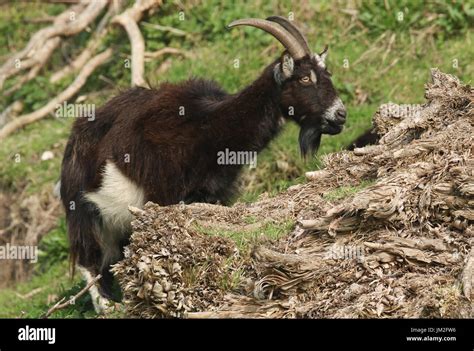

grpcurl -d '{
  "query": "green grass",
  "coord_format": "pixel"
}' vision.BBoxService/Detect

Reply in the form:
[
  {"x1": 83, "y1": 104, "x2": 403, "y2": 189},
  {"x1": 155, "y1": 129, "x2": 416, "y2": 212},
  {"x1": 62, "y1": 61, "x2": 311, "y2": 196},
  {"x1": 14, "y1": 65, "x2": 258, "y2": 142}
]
[
  {"x1": 0, "y1": 117, "x2": 71, "y2": 193},
  {"x1": 0, "y1": 216, "x2": 100, "y2": 318},
  {"x1": 37, "y1": 217, "x2": 69, "y2": 272},
  {"x1": 0, "y1": 0, "x2": 472, "y2": 318},
  {"x1": 322, "y1": 180, "x2": 375, "y2": 201},
  {"x1": 195, "y1": 220, "x2": 294, "y2": 252},
  {"x1": 196, "y1": 219, "x2": 295, "y2": 291},
  {"x1": 0, "y1": 260, "x2": 96, "y2": 318}
]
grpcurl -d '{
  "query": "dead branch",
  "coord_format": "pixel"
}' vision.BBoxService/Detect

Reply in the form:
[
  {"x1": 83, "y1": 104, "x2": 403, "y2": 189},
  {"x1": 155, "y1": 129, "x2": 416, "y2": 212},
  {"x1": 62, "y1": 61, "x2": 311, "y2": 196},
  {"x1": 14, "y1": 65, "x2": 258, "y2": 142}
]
[
  {"x1": 113, "y1": 0, "x2": 160, "y2": 22},
  {"x1": 43, "y1": 274, "x2": 102, "y2": 318},
  {"x1": 50, "y1": 1, "x2": 122, "y2": 83},
  {"x1": 117, "y1": 19, "x2": 146, "y2": 86},
  {"x1": 0, "y1": 49, "x2": 112, "y2": 141},
  {"x1": 144, "y1": 47, "x2": 188, "y2": 60},
  {"x1": 0, "y1": 0, "x2": 108, "y2": 89},
  {"x1": 0, "y1": 101, "x2": 23, "y2": 128},
  {"x1": 22, "y1": 16, "x2": 57, "y2": 24},
  {"x1": 7, "y1": 0, "x2": 82, "y2": 3},
  {"x1": 0, "y1": 0, "x2": 159, "y2": 138},
  {"x1": 15, "y1": 287, "x2": 44, "y2": 300},
  {"x1": 0, "y1": 6, "x2": 81, "y2": 89},
  {"x1": 112, "y1": 0, "x2": 162, "y2": 87},
  {"x1": 4, "y1": 37, "x2": 61, "y2": 96},
  {"x1": 142, "y1": 22, "x2": 187, "y2": 36}
]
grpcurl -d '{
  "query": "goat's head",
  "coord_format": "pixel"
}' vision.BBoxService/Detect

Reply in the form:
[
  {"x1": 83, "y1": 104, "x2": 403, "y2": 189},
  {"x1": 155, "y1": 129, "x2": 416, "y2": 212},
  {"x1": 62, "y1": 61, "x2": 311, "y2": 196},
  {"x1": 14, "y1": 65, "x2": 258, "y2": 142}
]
[{"x1": 229, "y1": 16, "x2": 347, "y2": 157}]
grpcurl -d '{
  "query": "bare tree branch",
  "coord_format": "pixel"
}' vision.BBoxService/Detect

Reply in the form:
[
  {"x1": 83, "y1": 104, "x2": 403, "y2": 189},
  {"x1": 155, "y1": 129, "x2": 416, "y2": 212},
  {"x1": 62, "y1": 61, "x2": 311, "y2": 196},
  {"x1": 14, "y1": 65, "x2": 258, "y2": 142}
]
[
  {"x1": 141, "y1": 21, "x2": 187, "y2": 36},
  {"x1": 43, "y1": 274, "x2": 102, "y2": 318},
  {"x1": 144, "y1": 47, "x2": 189, "y2": 60},
  {"x1": 0, "y1": 0, "x2": 108, "y2": 89},
  {"x1": 112, "y1": 0, "x2": 162, "y2": 87},
  {"x1": 50, "y1": 1, "x2": 121, "y2": 83},
  {"x1": 0, "y1": 101, "x2": 23, "y2": 128},
  {"x1": 4, "y1": 37, "x2": 61, "y2": 96},
  {"x1": 0, "y1": 49, "x2": 112, "y2": 141}
]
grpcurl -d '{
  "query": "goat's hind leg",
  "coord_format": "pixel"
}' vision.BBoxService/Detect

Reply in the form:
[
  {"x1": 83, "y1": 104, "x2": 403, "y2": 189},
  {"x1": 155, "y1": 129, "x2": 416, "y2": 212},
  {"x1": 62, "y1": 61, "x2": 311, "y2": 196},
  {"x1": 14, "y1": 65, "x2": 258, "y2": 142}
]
[{"x1": 97, "y1": 225, "x2": 130, "y2": 302}]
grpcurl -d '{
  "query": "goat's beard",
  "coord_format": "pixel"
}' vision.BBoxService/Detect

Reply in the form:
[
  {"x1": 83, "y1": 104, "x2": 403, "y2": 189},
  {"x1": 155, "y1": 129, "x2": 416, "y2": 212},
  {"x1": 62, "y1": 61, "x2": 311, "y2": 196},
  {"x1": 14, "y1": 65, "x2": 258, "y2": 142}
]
[{"x1": 299, "y1": 126, "x2": 322, "y2": 158}]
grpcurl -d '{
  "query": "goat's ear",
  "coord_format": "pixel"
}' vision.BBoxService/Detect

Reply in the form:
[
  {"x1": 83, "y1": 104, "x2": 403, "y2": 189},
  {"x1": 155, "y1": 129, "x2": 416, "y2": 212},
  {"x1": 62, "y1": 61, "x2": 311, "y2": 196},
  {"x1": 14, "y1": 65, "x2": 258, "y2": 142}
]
[
  {"x1": 274, "y1": 53, "x2": 294, "y2": 84},
  {"x1": 313, "y1": 45, "x2": 328, "y2": 68},
  {"x1": 320, "y1": 45, "x2": 329, "y2": 62},
  {"x1": 281, "y1": 53, "x2": 294, "y2": 78}
]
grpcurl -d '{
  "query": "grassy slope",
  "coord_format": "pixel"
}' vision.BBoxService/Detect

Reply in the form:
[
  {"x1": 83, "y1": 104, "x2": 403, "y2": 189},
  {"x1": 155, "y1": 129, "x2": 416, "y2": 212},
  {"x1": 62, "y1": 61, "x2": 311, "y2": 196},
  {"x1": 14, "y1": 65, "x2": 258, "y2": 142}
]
[{"x1": 0, "y1": 0, "x2": 472, "y2": 317}]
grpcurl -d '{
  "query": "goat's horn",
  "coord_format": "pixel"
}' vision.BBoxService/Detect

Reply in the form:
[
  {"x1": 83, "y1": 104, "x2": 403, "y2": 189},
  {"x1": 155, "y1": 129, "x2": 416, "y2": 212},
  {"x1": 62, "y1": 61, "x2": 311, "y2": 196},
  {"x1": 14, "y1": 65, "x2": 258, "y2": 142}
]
[
  {"x1": 266, "y1": 16, "x2": 311, "y2": 55},
  {"x1": 228, "y1": 18, "x2": 307, "y2": 59}
]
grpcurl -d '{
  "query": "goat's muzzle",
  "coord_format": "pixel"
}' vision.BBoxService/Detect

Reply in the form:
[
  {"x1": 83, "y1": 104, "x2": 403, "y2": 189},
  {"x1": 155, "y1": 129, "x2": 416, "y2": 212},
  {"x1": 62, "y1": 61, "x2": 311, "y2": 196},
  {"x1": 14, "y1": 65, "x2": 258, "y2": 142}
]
[{"x1": 321, "y1": 99, "x2": 346, "y2": 135}]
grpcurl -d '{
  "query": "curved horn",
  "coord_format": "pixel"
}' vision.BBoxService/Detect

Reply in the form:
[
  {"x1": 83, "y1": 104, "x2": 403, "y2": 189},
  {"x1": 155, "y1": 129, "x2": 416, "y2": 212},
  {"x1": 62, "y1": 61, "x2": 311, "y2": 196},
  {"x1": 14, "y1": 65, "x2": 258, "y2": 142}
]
[
  {"x1": 228, "y1": 18, "x2": 307, "y2": 59},
  {"x1": 266, "y1": 16, "x2": 311, "y2": 55}
]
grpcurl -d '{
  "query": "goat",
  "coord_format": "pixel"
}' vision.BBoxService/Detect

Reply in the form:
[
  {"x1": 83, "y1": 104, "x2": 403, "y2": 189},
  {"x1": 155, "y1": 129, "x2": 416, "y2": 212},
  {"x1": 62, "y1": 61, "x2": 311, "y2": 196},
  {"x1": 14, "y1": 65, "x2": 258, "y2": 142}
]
[{"x1": 60, "y1": 16, "x2": 347, "y2": 299}]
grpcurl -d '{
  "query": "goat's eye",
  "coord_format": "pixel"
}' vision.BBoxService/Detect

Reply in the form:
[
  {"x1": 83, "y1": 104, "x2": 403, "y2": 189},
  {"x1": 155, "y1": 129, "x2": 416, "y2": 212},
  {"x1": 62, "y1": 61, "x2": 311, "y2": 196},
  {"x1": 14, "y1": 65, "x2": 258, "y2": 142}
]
[{"x1": 299, "y1": 76, "x2": 311, "y2": 84}]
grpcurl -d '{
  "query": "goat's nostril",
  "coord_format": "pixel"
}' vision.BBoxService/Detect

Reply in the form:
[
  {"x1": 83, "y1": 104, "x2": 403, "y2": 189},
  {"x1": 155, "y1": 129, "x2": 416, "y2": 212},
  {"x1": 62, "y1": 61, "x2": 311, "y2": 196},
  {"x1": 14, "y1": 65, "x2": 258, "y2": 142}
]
[{"x1": 336, "y1": 109, "x2": 347, "y2": 121}]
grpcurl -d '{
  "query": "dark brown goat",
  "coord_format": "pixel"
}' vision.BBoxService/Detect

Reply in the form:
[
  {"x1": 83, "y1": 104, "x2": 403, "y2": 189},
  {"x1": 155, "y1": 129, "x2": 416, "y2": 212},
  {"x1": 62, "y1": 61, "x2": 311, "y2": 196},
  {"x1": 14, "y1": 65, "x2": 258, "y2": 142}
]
[{"x1": 60, "y1": 17, "x2": 347, "y2": 299}]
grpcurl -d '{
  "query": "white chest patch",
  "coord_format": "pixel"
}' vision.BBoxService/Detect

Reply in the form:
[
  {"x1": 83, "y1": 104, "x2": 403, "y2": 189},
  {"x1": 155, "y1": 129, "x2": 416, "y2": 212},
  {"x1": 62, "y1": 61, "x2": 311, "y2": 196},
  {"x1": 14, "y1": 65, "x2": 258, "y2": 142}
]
[{"x1": 85, "y1": 161, "x2": 145, "y2": 232}]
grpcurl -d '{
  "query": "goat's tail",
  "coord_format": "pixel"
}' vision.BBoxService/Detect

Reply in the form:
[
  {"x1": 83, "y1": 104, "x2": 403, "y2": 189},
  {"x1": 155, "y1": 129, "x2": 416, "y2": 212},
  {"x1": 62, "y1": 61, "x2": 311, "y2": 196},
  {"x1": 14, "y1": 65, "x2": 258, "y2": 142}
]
[
  {"x1": 64, "y1": 199, "x2": 102, "y2": 278},
  {"x1": 60, "y1": 134, "x2": 103, "y2": 278}
]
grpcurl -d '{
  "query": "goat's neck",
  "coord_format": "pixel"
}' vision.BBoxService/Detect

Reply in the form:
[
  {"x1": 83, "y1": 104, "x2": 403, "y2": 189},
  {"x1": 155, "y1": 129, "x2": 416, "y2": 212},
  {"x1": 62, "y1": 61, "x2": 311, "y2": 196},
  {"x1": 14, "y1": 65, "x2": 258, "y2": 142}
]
[{"x1": 223, "y1": 62, "x2": 283, "y2": 152}]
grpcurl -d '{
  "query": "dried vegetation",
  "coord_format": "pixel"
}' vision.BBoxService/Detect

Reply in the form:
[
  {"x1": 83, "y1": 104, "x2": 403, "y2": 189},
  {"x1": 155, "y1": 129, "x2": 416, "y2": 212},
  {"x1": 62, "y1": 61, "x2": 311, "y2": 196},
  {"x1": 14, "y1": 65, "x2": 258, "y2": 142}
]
[{"x1": 113, "y1": 69, "x2": 473, "y2": 318}]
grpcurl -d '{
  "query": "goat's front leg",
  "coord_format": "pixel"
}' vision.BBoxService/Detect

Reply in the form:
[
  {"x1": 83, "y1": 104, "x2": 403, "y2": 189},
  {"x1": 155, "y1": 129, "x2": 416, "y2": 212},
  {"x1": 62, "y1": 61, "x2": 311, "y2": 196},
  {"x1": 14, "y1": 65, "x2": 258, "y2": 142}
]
[{"x1": 78, "y1": 266, "x2": 119, "y2": 314}]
